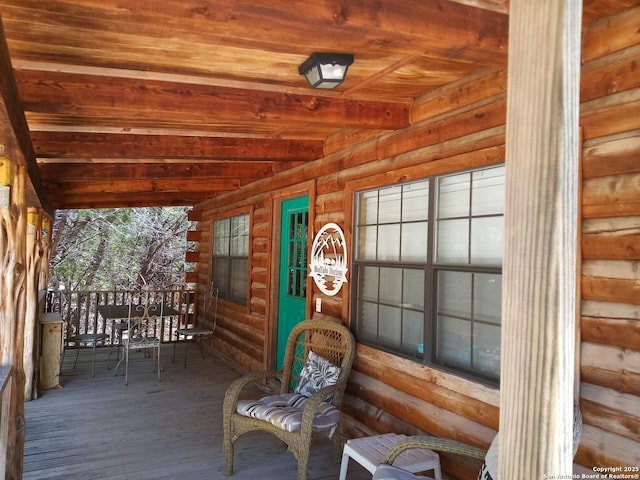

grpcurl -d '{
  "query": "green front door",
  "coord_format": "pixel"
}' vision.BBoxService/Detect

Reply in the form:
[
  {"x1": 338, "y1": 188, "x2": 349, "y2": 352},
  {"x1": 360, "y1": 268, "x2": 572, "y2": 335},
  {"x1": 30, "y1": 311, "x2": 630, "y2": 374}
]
[{"x1": 277, "y1": 195, "x2": 309, "y2": 369}]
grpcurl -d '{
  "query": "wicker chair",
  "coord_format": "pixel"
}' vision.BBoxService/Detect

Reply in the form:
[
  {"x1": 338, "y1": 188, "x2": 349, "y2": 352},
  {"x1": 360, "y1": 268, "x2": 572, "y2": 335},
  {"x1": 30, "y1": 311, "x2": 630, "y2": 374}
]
[
  {"x1": 223, "y1": 319, "x2": 356, "y2": 480},
  {"x1": 372, "y1": 402, "x2": 583, "y2": 480}
]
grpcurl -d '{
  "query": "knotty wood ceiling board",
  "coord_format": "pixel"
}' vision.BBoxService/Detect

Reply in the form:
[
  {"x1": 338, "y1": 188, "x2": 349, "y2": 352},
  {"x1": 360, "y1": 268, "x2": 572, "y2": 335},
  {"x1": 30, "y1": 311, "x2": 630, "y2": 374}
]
[{"x1": 0, "y1": 0, "x2": 633, "y2": 209}]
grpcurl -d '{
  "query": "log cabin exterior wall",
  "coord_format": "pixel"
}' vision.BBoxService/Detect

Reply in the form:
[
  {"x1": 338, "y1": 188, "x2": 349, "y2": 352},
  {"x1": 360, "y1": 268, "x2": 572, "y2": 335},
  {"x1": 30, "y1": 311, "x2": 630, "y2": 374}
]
[
  {"x1": 188, "y1": 7, "x2": 640, "y2": 478},
  {"x1": 574, "y1": 5, "x2": 640, "y2": 473}
]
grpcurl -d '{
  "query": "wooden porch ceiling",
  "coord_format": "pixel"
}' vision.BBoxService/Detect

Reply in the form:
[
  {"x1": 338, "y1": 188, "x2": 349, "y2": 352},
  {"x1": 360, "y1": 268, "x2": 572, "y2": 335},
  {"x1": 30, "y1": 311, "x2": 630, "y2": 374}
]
[{"x1": 0, "y1": 0, "x2": 633, "y2": 209}]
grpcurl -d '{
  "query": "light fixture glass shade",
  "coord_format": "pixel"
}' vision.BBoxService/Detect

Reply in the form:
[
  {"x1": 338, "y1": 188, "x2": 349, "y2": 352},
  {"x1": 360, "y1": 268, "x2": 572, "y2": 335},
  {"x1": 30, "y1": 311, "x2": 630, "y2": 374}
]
[{"x1": 299, "y1": 52, "x2": 354, "y2": 89}]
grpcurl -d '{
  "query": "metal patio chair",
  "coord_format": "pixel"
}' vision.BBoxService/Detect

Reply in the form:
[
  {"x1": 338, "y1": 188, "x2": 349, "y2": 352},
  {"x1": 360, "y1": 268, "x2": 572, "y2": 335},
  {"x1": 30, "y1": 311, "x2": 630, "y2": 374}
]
[
  {"x1": 173, "y1": 287, "x2": 218, "y2": 367},
  {"x1": 113, "y1": 301, "x2": 163, "y2": 385}
]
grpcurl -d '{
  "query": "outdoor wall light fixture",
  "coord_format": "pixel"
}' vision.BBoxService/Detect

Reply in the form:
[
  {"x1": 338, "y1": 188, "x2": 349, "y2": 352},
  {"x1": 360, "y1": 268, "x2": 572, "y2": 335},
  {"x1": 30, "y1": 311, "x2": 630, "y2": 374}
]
[{"x1": 298, "y1": 52, "x2": 354, "y2": 89}]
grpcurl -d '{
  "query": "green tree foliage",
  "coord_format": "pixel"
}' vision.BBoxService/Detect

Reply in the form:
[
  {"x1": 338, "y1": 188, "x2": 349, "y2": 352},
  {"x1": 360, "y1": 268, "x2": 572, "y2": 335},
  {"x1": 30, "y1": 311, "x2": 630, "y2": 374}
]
[{"x1": 49, "y1": 207, "x2": 192, "y2": 291}]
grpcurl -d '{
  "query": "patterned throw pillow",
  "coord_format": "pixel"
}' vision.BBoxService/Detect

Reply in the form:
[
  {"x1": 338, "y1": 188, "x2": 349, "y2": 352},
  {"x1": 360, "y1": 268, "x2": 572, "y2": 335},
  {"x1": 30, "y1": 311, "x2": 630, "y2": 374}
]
[{"x1": 294, "y1": 350, "x2": 341, "y2": 398}]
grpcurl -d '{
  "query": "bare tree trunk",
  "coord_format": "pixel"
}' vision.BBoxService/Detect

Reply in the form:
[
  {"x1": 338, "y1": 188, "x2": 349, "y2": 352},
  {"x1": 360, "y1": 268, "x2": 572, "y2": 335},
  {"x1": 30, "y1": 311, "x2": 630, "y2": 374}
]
[
  {"x1": 24, "y1": 208, "x2": 43, "y2": 401},
  {"x1": 0, "y1": 165, "x2": 27, "y2": 479}
]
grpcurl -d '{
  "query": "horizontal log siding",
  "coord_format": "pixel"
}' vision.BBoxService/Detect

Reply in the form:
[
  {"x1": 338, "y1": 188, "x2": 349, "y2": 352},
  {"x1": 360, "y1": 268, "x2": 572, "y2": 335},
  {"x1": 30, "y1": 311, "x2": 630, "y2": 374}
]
[
  {"x1": 188, "y1": 7, "x2": 640, "y2": 477},
  {"x1": 576, "y1": 8, "x2": 640, "y2": 472},
  {"x1": 190, "y1": 64, "x2": 506, "y2": 479}
]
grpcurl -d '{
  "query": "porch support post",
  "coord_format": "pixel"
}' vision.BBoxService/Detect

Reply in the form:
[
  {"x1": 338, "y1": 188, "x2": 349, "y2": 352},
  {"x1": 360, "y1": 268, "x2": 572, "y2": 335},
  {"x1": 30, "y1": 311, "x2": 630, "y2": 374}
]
[{"x1": 500, "y1": 0, "x2": 582, "y2": 478}]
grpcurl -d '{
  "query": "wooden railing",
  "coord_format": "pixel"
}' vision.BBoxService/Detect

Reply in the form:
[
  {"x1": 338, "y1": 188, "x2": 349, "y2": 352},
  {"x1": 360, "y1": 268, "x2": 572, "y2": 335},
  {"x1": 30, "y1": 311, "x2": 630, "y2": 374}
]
[{"x1": 46, "y1": 289, "x2": 197, "y2": 344}]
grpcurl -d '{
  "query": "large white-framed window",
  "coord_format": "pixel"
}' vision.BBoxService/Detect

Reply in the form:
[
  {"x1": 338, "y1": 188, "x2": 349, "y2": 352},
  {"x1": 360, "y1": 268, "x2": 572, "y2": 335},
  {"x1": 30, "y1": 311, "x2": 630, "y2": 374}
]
[
  {"x1": 211, "y1": 213, "x2": 250, "y2": 305},
  {"x1": 352, "y1": 165, "x2": 504, "y2": 384}
]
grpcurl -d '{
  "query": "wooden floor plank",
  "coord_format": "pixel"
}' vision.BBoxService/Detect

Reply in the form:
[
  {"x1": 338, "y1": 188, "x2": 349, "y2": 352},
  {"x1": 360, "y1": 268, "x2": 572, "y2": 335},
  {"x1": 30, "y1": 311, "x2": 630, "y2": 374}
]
[{"x1": 24, "y1": 344, "x2": 371, "y2": 480}]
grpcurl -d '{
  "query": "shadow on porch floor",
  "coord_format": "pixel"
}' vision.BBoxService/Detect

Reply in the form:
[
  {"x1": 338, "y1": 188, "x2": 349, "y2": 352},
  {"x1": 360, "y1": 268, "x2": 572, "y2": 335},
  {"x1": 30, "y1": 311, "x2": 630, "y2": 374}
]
[{"x1": 24, "y1": 344, "x2": 372, "y2": 480}]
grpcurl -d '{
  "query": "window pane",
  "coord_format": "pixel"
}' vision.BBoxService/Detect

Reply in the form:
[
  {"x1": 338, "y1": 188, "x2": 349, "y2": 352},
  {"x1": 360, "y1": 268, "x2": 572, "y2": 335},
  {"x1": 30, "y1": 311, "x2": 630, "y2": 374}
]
[
  {"x1": 230, "y1": 214, "x2": 249, "y2": 256},
  {"x1": 437, "y1": 315, "x2": 471, "y2": 368},
  {"x1": 230, "y1": 258, "x2": 248, "y2": 301},
  {"x1": 438, "y1": 172, "x2": 470, "y2": 219},
  {"x1": 402, "y1": 181, "x2": 429, "y2": 222},
  {"x1": 214, "y1": 219, "x2": 230, "y2": 255},
  {"x1": 438, "y1": 271, "x2": 471, "y2": 318},
  {"x1": 359, "y1": 301, "x2": 379, "y2": 341},
  {"x1": 470, "y1": 216, "x2": 503, "y2": 264},
  {"x1": 377, "y1": 224, "x2": 400, "y2": 261},
  {"x1": 359, "y1": 190, "x2": 379, "y2": 225},
  {"x1": 401, "y1": 221, "x2": 428, "y2": 261},
  {"x1": 379, "y1": 305, "x2": 401, "y2": 348},
  {"x1": 436, "y1": 218, "x2": 469, "y2": 263},
  {"x1": 378, "y1": 186, "x2": 402, "y2": 223},
  {"x1": 473, "y1": 274, "x2": 502, "y2": 324},
  {"x1": 212, "y1": 257, "x2": 229, "y2": 297},
  {"x1": 359, "y1": 266, "x2": 379, "y2": 302},
  {"x1": 473, "y1": 323, "x2": 501, "y2": 377},
  {"x1": 472, "y1": 166, "x2": 505, "y2": 216},
  {"x1": 357, "y1": 225, "x2": 378, "y2": 260},
  {"x1": 379, "y1": 267, "x2": 402, "y2": 305},
  {"x1": 403, "y1": 269, "x2": 424, "y2": 311},
  {"x1": 402, "y1": 309, "x2": 424, "y2": 356}
]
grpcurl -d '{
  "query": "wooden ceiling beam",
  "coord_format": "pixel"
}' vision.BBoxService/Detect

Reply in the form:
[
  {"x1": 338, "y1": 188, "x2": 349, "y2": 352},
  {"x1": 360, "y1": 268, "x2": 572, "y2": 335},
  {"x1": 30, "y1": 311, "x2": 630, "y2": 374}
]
[
  {"x1": 47, "y1": 191, "x2": 217, "y2": 209},
  {"x1": 37, "y1": 161, "x2": 275, "y2": 182},
  {"x1": 0, "y1": 18, "x2": 51, "y2": 213},
  {"x1": 45, "y1": 177, "x2": 242, "y2": 196},
  {"x1": 15, "y1": 70, "x2": 410, "y2": 131},
  {"x1": 30, "y1": 132, "x2": 323, "y2": 161},
  {"x1": 3, "y1": 0, "x2": 508, "y2": 66}
]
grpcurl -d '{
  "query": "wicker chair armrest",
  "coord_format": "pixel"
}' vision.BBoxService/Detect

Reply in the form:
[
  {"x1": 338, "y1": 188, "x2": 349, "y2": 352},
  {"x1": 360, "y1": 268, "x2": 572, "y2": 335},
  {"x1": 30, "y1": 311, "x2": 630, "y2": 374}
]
[
  {"x1": 296, "y1": 382, "x2": 345, "y2": 439},
  {"x1": 381, "y1": 435, "x2": 487, "y2": 464},
  {"x1": 223, "y1": 369, "x2": 281, "y2": 406}
]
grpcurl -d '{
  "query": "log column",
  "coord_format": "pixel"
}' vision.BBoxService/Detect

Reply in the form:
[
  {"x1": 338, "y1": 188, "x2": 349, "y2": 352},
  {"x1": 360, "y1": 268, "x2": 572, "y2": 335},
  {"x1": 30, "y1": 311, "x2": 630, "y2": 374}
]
[{"x1": 500, "y1": 0, "x2": 582, "y2": 477}]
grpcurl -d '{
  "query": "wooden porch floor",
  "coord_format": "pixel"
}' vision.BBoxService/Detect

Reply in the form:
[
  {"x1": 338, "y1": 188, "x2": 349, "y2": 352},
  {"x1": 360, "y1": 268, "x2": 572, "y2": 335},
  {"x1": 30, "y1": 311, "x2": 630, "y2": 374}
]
[{"x1": 24, "y1": 343, "x2": 371, "y2": 480}]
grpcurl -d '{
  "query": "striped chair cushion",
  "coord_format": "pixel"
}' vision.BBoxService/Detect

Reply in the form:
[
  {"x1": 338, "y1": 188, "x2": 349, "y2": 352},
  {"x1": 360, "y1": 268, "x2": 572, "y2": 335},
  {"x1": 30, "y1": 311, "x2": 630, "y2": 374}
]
[{"x1": 236, "y1": 393, "x2": 341, "y2": 433}]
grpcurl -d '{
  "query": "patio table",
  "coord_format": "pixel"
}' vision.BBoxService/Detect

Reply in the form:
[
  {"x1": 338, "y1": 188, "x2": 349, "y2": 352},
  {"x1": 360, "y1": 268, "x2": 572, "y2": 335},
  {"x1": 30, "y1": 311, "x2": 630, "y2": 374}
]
[{"x1": 97, "y1": 304, "x2": 181, "y2": 367}]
